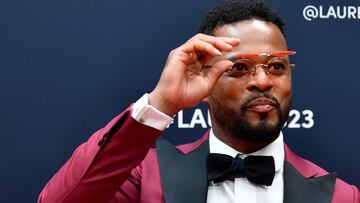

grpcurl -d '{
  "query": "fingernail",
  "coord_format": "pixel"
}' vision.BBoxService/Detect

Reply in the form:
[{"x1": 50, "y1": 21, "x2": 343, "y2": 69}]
[
  {"x1": 215, "y1": 49, "x2": 222, "y2": 55},
  {"x1": 225, "y1": 43, "x2": 233, "y2": 48}
]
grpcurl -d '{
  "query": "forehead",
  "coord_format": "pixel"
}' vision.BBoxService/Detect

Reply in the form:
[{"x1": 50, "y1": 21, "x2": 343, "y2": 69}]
[{"x1": 213, "y1": 19, "x2": 288, "y2": 54}]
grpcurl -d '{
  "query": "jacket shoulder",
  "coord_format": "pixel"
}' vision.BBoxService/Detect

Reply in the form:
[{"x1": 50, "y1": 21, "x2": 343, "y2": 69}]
[{"x1": 284, "y1": 144, "x2": 359, "y2": 202}]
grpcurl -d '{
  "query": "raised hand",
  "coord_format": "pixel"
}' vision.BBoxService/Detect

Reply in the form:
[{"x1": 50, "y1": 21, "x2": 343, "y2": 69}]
[{"x1": 149, "y1": 33, "x2": 240, "y2": 116}]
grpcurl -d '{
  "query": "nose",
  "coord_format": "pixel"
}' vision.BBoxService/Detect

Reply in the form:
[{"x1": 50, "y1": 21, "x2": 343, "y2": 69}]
[{"x1": 246, "y1": 66, "x2": 273, "y2": 92}]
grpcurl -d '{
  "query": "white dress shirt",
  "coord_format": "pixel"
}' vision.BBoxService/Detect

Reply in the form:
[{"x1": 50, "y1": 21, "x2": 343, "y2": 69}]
[
  {"x1": 131, "y1": 94, "x2": 285, "y2": 203},
  {"x1": 207, "y1": 130, "x2": 284, "y2": 203}
]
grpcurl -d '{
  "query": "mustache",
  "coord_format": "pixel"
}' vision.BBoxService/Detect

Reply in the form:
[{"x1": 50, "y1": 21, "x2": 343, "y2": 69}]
[{"x1": 241, "y1": 93, "x2": 281, "y2": 110}]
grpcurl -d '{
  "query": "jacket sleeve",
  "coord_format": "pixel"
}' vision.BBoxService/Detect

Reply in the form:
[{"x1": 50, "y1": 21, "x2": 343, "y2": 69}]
[{"x1": 37, "y1": 107, "x2": 162, "y2": 203}]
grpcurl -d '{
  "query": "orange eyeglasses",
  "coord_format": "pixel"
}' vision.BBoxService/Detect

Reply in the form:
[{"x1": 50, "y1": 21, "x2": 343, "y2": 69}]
[{"x1": 204, "y1": 50, "x2": 296, "y2": 77}]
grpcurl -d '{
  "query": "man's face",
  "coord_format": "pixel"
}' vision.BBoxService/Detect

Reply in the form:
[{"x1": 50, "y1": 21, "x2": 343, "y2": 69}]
[{"x1": 207, "y1": 19, "x2": 292, "y2": 143}]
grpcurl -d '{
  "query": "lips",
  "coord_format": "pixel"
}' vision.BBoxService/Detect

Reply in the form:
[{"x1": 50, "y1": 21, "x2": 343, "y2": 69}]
[{"x1": 246, "y1": 98, "x2": 276, "y2": 113}]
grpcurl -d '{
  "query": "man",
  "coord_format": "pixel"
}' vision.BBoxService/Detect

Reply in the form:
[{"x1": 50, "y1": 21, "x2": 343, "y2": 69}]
[{"x1": 38, "y1": 0, "x2": 359, "y2": 202}]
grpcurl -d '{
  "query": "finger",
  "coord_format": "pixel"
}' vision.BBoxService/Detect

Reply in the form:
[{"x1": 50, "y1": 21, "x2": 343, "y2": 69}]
[
  {"x1": 215, "y1": 37, "x2": 240, "y2": 47},
  {"x1": 196, "y1": 37, "x2": 233, "y2": 53},
  {"x1": 183, "y1": 39, "x2": 222, "y2": 57},
  {"x1": 196, "y1": 33, "x2": 239, "y2": 44},
  {"x1": 212, "y1": 39, "x2": 234, "y2": 52},
  {"x1": 187, "y1": 52, "x2": 198, "y2": 64},
  {"x1": 203, "y1": 60, "x2": 234, "y2": 85},
  {"x1": 198, "y1": 54, "x2": 213, "y2": 66},
  {"x1": 188, "y1": 61, "x2": 203, "y2": 73},
  {"x1": 197, "y1": 34, "x2": 240, "y2": 51}
]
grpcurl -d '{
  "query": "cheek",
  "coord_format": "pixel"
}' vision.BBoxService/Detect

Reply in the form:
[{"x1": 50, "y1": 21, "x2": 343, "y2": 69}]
[
  {"x1": 214, "y1": 77, "x2": 248, "y2": 102},
  {"x1": 274, "y1": 77, "x2": 292, "y2": 105}
]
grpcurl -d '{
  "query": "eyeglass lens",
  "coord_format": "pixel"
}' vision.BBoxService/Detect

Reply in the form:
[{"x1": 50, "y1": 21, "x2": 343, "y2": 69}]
[{"x1": 227, "y1": 57, "x2": 291, "y2": 77}]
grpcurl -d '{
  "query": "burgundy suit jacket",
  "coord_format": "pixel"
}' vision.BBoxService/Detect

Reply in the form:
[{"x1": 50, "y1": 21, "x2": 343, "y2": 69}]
[{"x1": 38, "y1": 107, "x2": 359, "y2": 203}]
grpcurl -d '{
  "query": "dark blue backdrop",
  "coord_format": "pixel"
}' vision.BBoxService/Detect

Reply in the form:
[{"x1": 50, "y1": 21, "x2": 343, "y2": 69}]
[{"x1": 1, "y1": 0, "x2": 359, "y2": 202}]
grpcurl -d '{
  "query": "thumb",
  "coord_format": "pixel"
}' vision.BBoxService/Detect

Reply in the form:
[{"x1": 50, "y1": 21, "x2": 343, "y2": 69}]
[{"x1": 204, "y1": 60, "x2": 233, "y2": 85}]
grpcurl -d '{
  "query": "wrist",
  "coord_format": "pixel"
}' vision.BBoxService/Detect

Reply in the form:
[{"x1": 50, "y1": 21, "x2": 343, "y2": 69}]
[{"x1": 148, "y1": 91, "x2": 180, "y2": 116}]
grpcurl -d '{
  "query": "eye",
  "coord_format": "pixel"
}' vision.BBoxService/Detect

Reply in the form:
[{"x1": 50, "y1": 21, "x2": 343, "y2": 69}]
[
  {"x1": 227, "y1": 61, "x2": 250, "y2": 77},
  {"x1": 267, "y1": 60, "x2": 288, "y2": 75}
]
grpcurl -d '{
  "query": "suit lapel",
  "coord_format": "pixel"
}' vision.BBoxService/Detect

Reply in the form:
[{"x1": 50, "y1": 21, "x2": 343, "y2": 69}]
[
  {"x1": 284, "y1": 161, "x2": 336, "y2": 203},
  {"x1": 157, "y1": 137, "x2": 337, "y2": 203},
  {"x1": 157, "y1": 137, "x2": 209, "y2": 203}
]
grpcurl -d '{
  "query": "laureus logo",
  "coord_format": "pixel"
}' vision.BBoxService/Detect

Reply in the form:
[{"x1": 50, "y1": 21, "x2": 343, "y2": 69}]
[{"x1": 303, "y1": 5, "x2": 360, "y2": 21}]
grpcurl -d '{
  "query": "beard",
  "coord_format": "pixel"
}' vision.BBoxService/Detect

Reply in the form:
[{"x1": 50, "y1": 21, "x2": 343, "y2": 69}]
[{"x1": 211, "y1": 93, "x2": 291, "y2": 143}]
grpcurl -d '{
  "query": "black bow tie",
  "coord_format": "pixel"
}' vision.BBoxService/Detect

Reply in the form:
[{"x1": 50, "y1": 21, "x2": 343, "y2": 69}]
[{"x1": 206, "y1": 153, "x2": 275, "y2": 186}]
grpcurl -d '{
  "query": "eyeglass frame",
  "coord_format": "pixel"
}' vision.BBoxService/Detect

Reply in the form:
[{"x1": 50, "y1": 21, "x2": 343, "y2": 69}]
[{"x1": 203, "y1": 50, "x2": 296, "y2": 76}]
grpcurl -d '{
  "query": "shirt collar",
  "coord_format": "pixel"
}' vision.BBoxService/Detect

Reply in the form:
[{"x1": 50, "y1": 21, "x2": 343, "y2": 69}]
[{"x1": 209, "y1": 129, "x2": 284, "y2": 172}]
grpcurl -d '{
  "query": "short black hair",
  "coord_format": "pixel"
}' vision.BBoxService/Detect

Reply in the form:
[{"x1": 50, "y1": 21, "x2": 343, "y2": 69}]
[{"x1": 198, "y1": 0, "x2": 285, "y2": 35}]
